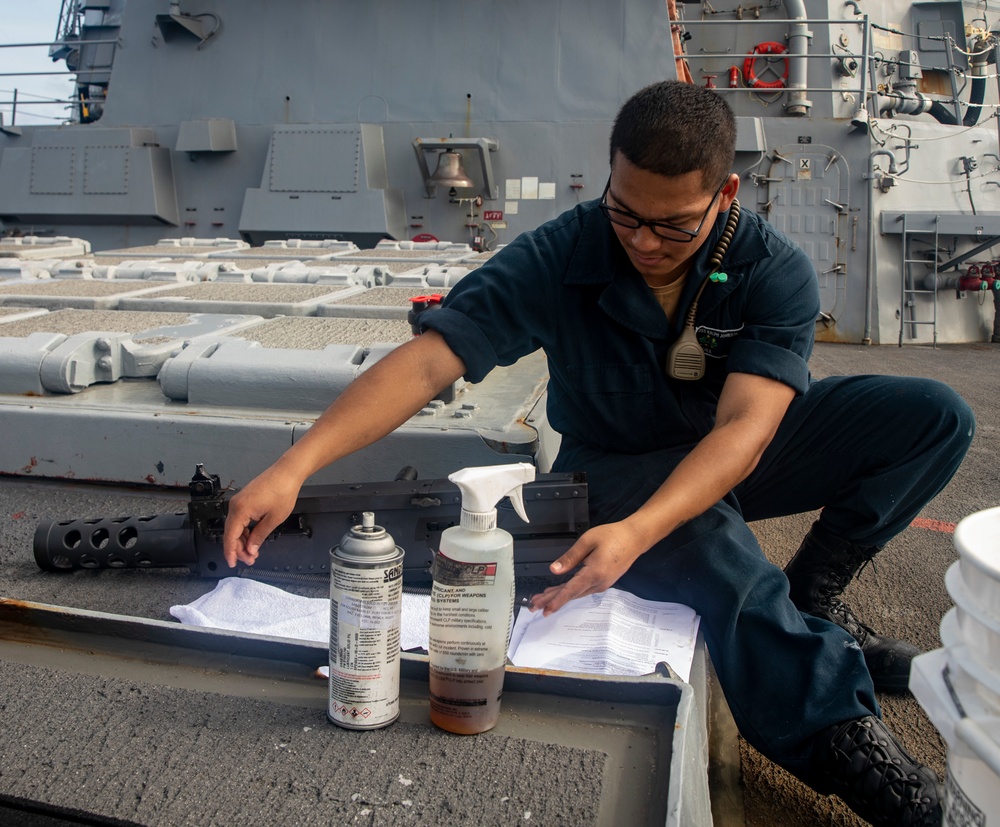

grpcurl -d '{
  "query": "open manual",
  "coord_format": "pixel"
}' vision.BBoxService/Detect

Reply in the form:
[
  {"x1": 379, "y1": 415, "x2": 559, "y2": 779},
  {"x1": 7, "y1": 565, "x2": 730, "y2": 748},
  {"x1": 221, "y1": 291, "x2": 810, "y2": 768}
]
[{"x1": 507, "y1": 588, "x2": 700, "y2": 682}]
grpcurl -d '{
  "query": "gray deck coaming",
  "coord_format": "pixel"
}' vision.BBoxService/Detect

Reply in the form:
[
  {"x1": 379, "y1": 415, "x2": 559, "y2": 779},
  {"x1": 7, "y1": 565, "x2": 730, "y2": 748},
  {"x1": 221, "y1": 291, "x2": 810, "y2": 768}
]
[
  {"x1": 0, "y1": 403, "x2": 537, "y2": 488},
  {"x1": 0, "y1": 306, "x2": 49, "y2": 322},
  {"x1": 117, "y1": 297, "x2": 349, "y2": 317}
]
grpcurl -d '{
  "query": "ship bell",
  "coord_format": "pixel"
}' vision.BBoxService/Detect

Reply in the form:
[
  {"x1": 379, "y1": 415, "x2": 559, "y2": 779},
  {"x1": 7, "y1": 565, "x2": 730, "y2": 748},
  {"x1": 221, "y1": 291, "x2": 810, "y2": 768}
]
[{"x1": 428, "y1": 150, "x2": 474, "y2": 188}]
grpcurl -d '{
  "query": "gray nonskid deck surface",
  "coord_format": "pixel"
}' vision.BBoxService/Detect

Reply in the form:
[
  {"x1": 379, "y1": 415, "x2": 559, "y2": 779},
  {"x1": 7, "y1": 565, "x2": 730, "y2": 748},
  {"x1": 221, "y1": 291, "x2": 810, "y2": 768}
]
[
  {"x1": 237, "y1": 316, "x2": 412, "y2": 348},
  {"x1": 0, "y1": 661, "x2": 605, "y2": 827},
  {"x1": 332, "y1": 286, "x2": 451, "y2": 307},
  {"x1": 0, "y1": 309, "x2": 204, "y2": 337}
]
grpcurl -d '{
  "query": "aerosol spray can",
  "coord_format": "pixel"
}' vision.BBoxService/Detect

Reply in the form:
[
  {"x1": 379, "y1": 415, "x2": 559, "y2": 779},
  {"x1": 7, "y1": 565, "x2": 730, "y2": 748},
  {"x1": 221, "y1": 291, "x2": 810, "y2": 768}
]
[{"x1": 328, "y1": 511, "x2": 404, "y2": 730}]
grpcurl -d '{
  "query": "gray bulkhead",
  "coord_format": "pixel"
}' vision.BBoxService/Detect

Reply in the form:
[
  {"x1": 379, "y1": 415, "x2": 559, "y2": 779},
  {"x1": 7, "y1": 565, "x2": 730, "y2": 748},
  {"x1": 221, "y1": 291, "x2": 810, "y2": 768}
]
[
  {"x1": 0, "y1": 0, "x2": 675, "y2": 248},
  {"x1": 0, "y1": 0, "x2": 997, "y2": 348}
]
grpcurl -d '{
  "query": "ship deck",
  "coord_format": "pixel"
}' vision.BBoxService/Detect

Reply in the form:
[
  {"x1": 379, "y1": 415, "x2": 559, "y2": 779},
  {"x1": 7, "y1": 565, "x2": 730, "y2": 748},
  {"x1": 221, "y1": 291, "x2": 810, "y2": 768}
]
[{"x1": 0, "y1": 340, "x2": 994, "y2": 826}]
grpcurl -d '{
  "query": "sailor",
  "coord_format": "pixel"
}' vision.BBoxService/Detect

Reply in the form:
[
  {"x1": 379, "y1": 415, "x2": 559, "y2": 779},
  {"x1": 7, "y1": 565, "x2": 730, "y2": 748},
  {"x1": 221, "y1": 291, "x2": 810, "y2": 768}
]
[{"x1": 224, "y1": 81, "x2": 972, "y2": 826}]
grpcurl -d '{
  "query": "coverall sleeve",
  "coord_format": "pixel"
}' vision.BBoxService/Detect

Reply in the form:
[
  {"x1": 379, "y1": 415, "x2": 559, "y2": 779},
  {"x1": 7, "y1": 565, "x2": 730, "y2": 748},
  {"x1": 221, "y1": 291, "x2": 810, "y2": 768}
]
[
  {"x1": 725, "y1": 232, "x2": 819, "y2": 395},
  {"x1": 419, "y1": 220, "x2": 572, "y2": 383}
]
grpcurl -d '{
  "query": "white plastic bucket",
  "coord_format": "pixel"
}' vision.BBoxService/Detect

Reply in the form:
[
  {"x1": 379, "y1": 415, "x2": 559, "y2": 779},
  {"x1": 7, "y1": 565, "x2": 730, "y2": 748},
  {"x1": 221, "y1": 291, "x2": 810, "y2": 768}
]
[
  {"x1": 909, "y1": 507, "x2": 1000, "y2": 824},
  {"x1": 945, "y1": 561, "x2": 1000, "y2": 676},
  {"x1": 954, "y1": 506, "x2": 1000, "y2": 618},
  {"x1": 910, "y1": 650, "x2": 1000, "y2": 825},
  {"x1": 940, "y1": 608, "x2": 1000, "y2": 715}
]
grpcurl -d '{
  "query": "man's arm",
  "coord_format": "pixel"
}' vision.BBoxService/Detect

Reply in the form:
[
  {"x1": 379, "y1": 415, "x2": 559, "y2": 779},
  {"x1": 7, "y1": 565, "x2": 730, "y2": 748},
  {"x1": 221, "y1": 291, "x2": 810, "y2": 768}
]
[
  {"x1": 529, "y1": 371, "x2": 796, "y2": 615},
  {"x1": 222, "y1": 331, "x2": 466, "y2": 567}
]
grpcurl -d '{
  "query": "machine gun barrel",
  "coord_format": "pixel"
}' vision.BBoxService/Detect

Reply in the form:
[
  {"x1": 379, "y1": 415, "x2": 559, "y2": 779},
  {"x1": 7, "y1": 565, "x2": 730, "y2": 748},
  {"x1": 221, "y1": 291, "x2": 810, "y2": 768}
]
[
  {"x1": 34, "y1": 511, "x2": 197, "y2": 572},
  {"x1": 34, "y1": 466, "x2": 590, "y2": 584}
]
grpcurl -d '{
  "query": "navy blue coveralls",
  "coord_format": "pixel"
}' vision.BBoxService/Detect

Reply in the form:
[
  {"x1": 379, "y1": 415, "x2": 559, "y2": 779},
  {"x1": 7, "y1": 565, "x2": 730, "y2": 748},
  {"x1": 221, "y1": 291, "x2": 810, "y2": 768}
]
[{"x1": 421, "y1": 200, "x2": 974, "y2": 777}]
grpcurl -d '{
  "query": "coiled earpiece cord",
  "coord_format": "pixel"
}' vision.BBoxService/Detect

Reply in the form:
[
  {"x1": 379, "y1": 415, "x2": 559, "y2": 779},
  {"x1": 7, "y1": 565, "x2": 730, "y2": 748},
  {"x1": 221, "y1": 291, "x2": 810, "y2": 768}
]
[{"x1": 665, "y1": 199, "x2": 741, "y2": 381}]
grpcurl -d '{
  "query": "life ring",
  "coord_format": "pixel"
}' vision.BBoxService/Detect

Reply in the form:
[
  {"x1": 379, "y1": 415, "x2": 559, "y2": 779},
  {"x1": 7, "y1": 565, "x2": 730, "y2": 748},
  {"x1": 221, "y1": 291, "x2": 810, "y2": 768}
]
[{"x1": 743, "y1": 42, "x2": 789, "y2": 90}]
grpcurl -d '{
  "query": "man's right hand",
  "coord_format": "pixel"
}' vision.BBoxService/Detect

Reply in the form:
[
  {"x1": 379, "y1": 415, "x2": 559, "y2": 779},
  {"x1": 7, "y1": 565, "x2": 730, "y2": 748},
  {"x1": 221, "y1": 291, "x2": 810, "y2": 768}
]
[{"x1": 222, "y1": 466, "x2": 303, "y2": 568}]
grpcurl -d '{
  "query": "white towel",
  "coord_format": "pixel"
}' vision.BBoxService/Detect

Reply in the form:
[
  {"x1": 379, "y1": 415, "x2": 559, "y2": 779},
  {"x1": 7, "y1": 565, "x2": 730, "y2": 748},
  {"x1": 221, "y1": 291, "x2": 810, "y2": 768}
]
[
  {"x1": 170, "y1": 577, "x2": 330, "y2": 642},
  {"x1": 170, "y1": 577, "x2": 431, "y2": 650}
]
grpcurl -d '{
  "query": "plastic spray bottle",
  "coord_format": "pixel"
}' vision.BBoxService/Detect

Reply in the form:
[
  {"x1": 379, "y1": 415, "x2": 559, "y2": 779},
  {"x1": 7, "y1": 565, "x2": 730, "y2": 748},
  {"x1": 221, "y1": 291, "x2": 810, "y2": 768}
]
[{"x1": 428, "y1": 462, "x2": 536, "y2": 734}]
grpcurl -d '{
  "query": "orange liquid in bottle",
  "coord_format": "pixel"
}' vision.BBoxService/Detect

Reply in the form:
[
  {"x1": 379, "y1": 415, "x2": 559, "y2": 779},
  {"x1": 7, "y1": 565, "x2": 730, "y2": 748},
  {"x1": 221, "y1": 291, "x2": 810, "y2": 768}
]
[{"x1": 428, "y1": 664, "x2": 506, "y2": 734}]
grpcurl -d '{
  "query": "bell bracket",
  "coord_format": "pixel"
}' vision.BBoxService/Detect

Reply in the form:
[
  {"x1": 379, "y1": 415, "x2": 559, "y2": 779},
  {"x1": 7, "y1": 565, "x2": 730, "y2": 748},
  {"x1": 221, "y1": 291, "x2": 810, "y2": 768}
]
[{"x1": 413, "y1": 137, "x2": 499, "y2": 200}]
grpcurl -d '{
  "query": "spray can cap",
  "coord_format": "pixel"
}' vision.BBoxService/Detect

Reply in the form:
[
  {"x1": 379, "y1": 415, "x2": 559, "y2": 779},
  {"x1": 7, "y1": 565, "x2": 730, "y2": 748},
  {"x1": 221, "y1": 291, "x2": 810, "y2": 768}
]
[
  {"x1": 448, "y1": 462, "x2": 536, "y2": 532},
  {"x1": 335, "y1": 511, "x2": 399, "y2": 561}
]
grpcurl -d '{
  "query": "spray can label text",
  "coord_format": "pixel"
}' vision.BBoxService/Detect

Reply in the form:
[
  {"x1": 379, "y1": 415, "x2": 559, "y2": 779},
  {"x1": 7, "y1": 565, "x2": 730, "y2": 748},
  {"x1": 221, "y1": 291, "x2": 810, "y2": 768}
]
[{"x1": 329, "y1": 554, "x2": 403, "y2": 730}]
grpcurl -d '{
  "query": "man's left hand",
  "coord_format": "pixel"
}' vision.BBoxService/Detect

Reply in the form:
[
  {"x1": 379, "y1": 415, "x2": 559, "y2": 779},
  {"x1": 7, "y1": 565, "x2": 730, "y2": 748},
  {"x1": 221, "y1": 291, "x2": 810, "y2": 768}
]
[{"x1": 528, "y1": 521, "x2": 648, "y2": 616}]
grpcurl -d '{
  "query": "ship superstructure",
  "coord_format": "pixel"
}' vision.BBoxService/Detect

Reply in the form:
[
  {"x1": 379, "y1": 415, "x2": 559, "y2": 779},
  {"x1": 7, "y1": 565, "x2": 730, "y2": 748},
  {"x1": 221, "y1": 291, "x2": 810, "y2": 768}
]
[{"x1": 0, "y1": 0, "x2": 997, "y2": 346}]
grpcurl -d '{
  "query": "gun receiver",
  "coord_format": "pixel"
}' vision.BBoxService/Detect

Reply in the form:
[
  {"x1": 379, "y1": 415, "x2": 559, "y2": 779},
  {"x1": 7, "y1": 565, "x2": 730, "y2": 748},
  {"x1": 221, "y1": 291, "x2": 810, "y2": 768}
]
[{"x1": 34, "y1": 465, "x2": 589, "y2": 584}]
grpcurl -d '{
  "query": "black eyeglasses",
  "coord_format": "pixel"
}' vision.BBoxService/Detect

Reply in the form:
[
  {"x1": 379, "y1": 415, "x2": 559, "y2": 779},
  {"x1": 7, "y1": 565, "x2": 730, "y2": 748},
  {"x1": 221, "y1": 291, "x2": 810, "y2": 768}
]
[{"x1": 599, "y1": 176, "x2": 727, "y2": 243}]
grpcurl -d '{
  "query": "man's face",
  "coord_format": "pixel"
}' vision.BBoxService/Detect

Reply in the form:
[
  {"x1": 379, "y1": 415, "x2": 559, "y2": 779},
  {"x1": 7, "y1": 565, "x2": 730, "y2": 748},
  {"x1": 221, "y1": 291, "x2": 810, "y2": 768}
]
[{"x1": 605, "y1": 153, "x2": 738, "y2": 287}]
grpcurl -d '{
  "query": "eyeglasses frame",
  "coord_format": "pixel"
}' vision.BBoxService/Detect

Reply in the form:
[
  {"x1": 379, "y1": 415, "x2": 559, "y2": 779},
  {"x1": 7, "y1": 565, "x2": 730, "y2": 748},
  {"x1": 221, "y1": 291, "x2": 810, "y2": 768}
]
[{"x1": 599, "y1": 174, "x2": 729, "y2": 243}]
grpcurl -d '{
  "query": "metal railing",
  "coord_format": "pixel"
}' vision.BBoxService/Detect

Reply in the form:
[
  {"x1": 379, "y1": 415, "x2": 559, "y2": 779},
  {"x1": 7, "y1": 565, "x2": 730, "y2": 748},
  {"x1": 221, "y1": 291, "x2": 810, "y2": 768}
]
[{"x1": 0, "y1": 38, "x2": 117, "y2": 126}]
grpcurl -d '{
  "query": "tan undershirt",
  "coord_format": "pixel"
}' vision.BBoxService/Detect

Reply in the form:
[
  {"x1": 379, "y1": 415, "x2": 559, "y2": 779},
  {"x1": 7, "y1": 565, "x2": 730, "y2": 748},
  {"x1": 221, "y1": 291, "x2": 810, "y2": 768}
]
[{"x1": 649, "y1": 276, "x2": 688, "y2": 325}]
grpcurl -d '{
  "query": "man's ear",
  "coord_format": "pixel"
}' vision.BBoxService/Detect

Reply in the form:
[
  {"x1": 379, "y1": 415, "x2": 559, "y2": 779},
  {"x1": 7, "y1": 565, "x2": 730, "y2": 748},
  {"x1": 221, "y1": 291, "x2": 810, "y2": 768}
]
[{"x1": 719, "y1": 173, "x2": 740, "y2": 211}]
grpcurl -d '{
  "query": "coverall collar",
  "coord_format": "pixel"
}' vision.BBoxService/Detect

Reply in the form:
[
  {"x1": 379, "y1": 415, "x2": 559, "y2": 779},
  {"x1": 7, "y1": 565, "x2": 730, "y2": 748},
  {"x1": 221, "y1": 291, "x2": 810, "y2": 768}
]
[{"x1": 564, "y1": 203, "x2": 773, "y2": 339}]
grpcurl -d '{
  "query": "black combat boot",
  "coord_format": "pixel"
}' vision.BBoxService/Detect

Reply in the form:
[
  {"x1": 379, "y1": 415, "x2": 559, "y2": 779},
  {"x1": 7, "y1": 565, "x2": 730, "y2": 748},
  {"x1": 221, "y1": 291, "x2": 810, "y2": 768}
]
[
  {"x1": 806, "y1": 716, "x2": 942, "y2": 827},
  {"x1": 785, "y1": 522, "x2": 920, "y2": 692}
]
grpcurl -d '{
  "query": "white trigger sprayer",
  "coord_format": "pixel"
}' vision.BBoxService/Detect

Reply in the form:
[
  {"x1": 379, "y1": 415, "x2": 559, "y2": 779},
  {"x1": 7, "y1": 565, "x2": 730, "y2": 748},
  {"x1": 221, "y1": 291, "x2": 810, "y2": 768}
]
[{"x1": 449, "y1": 463, "x2": 533, "y2": 531}]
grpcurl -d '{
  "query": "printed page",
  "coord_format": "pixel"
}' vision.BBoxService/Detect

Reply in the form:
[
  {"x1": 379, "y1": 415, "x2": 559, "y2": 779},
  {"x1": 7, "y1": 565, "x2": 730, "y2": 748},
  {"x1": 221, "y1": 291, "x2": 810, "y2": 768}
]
[{"x1": 507, "y1": 588, "x2": 700, "y2": 681}]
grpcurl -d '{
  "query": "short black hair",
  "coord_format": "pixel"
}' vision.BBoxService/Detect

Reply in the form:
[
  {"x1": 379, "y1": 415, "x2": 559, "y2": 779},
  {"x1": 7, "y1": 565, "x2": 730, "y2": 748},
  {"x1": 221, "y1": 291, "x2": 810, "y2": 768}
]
[{"x1": 609, "y1": 81, "x2": 736, "y2": 191}]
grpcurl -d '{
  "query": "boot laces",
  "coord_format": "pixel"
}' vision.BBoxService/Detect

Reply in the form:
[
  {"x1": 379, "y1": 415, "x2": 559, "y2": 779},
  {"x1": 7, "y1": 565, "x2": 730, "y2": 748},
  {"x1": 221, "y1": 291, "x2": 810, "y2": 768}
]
[
  {"x1": 829, "y1": 720, "x2": 938, "y2": 824},
  {"x1": 811, "y1": 545, "x2": 880, "y2": 644},
  {"x1": 824, "y1": 545, "x2": 879, "y2": 592},
  {"x1": 818, "y1": 595, "x2": 876, "y2": 644},
  {"x1": 789, "y1": 539, "x2": 879, "y2": 594}
]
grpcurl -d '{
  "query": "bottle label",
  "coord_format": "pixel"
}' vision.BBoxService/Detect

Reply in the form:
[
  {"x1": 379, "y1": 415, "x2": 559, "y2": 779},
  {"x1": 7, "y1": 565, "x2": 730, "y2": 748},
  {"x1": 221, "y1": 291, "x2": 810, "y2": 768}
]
[
  {"x1": 429, "y1": 551, "x2": 514, "y2": 667},
  {"x1": 432, "y1": 551, "x2": 497, "y2": 586}
]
